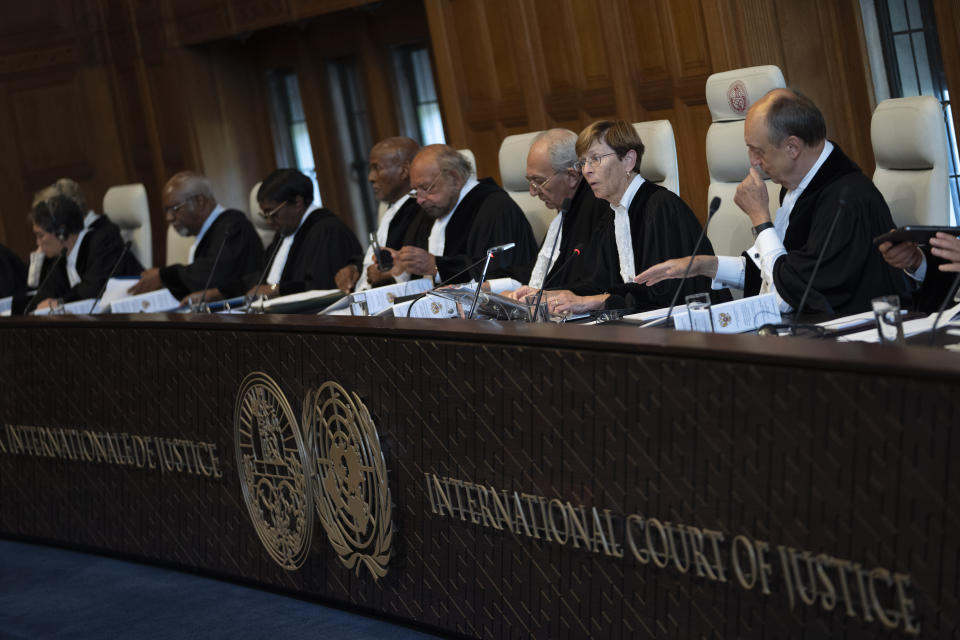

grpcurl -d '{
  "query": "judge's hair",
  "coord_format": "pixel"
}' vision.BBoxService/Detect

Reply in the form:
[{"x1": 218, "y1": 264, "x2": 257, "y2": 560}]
[
  {"x1": 533, "y1": 129, "x2": 578, "y2": 172},
  {"x1": 764, "y1": 89, "x2": 826, "y2": 147},
  {"x1": 32, "y1": 178, "x2": 87, "y2": 212},
  {"x1": 575, "y1": 121, "x2": 645, "y2": 168},
  {"x1": 168, "y1": 171, "x2": 216, "y2": 204},
  {"x1": 28, "y1": 195, "x2": 84, "y2": 237},
  {"x1": 434, "y1": 146, "x2": 474, "y2": 183},
  {"x1": 258, "y1": 169, "x2": 314, "y2": 207}
]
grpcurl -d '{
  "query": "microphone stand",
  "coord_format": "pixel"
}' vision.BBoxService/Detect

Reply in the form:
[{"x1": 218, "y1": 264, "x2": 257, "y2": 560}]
[
  {"x1": 194, "y1": 226, "x2": 233, "y2": 314},
  {"x1": 927, "y1": 270, "x2": 960, "y2": 346},
  {"x1": 88, "y1": 241, "x2": 132, "y2": 314},
  {"x1": 246, "y1": 234, "x2": 284, "y2": 314},
  {"x1": 530, "y1": 198, "x2": 571, "y2": 323},
  {"x1": 404, "y1": 254, "x2": 492, "y2": 318},
  {"x1": 24, "y1": 248, "x2": 67, "y2": 315},
  {"x1": 467, "y1": 243, "x2": 514, "y2": 320}
]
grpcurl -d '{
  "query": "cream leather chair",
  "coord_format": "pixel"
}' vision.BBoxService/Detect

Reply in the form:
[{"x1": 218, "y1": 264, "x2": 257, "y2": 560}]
[
  {"x1": 704, "y1": 65, "x2": 786, "y2": 259},
  {"x1": 165, "y1": 225, "x2": 193, "y2": 266},
  {"x1": 103, "y1": 184, "x2": 152, "y2": 268},
  {"x1": 633, "y1": 120, "x2": 680, "y2": 196},
  {"x1": 498, "y1": 132, "x2": 554, "y2": 243},
  {"x1": 872, "y1": 95, "x2": 952, "y2": 226},
  {"x1": 248, "y1": 182, "x2": 276, "y2": 249}
]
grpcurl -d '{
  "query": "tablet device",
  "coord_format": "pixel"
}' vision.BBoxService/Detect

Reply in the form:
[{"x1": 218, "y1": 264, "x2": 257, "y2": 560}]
[
  {"x1": 873, "y1": 226, "x2": 960, "y2": 245},
  {"x1": 368, "y1": 232, "x2": 393, "y2": 271}
]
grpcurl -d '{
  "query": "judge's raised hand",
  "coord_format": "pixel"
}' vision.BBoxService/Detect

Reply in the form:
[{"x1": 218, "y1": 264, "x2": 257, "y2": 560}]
[
  {"x1": 545, "y1": 290, "x2": 607, "y2": 315},
  {"x1": 635, "y1": 255, "x2": 719, "y2": 286},
  {"x1": 335, "y1": 264, "x2": 360, "y2": 293},
  {"x1": 128, "y1": 267, "x2": 162, "y2": 295},
  {"x1": 931, "y1": 232, "x2": 960, "y2": 272},
  {"x1": 396, "y1": 246, "x2": 437, "y2": 277},
  {"x1": 734, "y1": 167, "x2": 771, "y2": 225},
  {"x1": 877, "y1": 229, "x2": 923, "y2": 271}
]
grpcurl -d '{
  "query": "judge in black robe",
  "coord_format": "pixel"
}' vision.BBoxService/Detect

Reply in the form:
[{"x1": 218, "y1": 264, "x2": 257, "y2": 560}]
[
  {"x1": 397, "y1": 145, "x2": 536, "y2": 284},
  {"x1": 217, "y1": 205, "x2": 362, "y2": 298},
  {"x1": 879, "y1": 234, "x2": 960, "y2": 313},
  {"x1": 349, "y1": 196, "x2": 422, "y2": 290},
  {"x1": 570, "y1": 181, "x2": 727, "y2": 311},
  {"x1": 0, "y1": 243, "x2": 27, "y2": 299}
]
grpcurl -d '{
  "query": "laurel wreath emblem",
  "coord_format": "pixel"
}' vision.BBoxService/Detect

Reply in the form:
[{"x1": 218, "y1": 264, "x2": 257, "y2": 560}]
[{"x1": 304, "y1": 381, "x2": 392, "y2": 580}]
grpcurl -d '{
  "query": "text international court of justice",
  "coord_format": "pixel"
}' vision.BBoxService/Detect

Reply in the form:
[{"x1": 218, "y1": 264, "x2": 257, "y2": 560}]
[{"x1": 1, "y1": 1, "x2": 960, "y2": 638}]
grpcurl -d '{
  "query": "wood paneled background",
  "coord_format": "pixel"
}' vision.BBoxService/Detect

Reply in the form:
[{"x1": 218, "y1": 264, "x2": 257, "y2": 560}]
[{"x1": 0, "y1": 0, "x2": 957, "y2": 264}]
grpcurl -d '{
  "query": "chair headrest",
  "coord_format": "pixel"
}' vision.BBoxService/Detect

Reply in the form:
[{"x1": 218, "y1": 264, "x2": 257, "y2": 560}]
[
  {"x1": 102, "y1": 184, "x2": 149, "y2": 229},
  {"x1": 872, "y1": 96, "x2": 947, "y2": 170},
  {"x1": 498, "y1": 132, "x2": 542, "y2": 192},
  {"x1": 706, "y1": 65, "x2": 786, "y2": 122},
  {"x1": 458, "y1": 149, "x2": 478, "y2": 180},
  {"x1": 633, "y1": 120, "x2": 675, "y2": 183},
  {"x1": 706, "y1": 123, "x2": 752, "y2": 183}
]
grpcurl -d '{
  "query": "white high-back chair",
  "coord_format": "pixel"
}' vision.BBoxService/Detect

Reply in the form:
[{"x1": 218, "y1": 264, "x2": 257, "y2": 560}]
[
  {"x1": 872, "y1": 95, "x2": 951, "y2": 226},
  {"x1": 248, "y1": 182, "x2": 276, "y2": 248},
  {"x1": 704, "y1": 65, "x2": 786, "y2": 259},
  {"x1": 498, "y1": 132, "x2": 554, "y2": 243},
  {"x1": 165, "y1": 225, "x2": 193, "y2": 266},
  {"x1": 103, "y1": 184, "x2": 152, "y2": 268},
  {"x1": 633, "y1": 120, "x2": 680, "y2": 195}
]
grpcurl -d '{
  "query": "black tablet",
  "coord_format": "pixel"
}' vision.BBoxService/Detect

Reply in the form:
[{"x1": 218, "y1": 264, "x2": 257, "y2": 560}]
[{"x1": 873, "y1": 225, "x2": 960, "y2": 245}]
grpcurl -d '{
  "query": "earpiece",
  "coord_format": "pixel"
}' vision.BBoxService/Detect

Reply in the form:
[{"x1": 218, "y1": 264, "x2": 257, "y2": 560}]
[{"x1": 48, "y1": 198, "x2": 67, "y2": 241}]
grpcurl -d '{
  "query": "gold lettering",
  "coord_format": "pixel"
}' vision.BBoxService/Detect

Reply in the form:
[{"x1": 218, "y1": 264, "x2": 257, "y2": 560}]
[
  {"x1": 831, "y1": 558, "x2": 859, "y2": 618},
  {"x1": 536, "y1": 496, "x2": 553, "y2": 542},
  {"x1": 424, "y1": 473, "x2": 438, "y2": 514},
  {"x1": 450, "y1": 478, "x2": 467, "y2": 521},
  {"x1": 0, "y1": 427, "x2": 7, "y2": 454},
  {"x1": 462, "y1": 482, "x2": 480, "y2": 524},
  {"x1": 733, "y1": 536, "x2": 759, "y2": 591},
  {"x1": 474, "y1": 485, "x2": 498, "y2": 529},
  {"x1": 603, "y1": 510, "x2": 624, "y2": 558},
  {"x1": 625, "y1": 514, "x2": 648, "y2": 564},
  {"x1": 590, "y1": 508, "x2": 612, "y2": 556},
  {"x1": 868, "y1": 567, "x2": 901, "y2": 629},
  {"x1": 893, "y1": 573, "x2": 920, "y2": 635},
  {"x1": 488, "y1": 490, "x2": 511, "y2": 530},
  {"x1": 753, "y1": 540, "x2": 773, "y2": 596},
  {"x1": 644, "y1": 518, "x2": 670, "y2": 569},
  {"x1": 431, "y1": 476, "x2": 453, "y2": 517},
  {"x1": 853, "y1": 564, "x2": 875, "y2": 622},
  {"x1": 207, "y1": 443, "x2": 222, "y2": 478},
  {"x1": 666, "y1": 523, "x2": 691, "y2": 574},
  {"x1": 686, "y1": 526, "x2": 718, "y2": 581},
  {"x1": 815, "y1": 553, "x2": 837, "y2": 611},
  {"x1": 144, "y1": 437, "x2": 157, "y2": 469},
  {"x1": 87, "y1": 431, "x2": 108, "y2": 462},
  {"x1": 513, "y1": 493, "x2": 533, "y2": 537},
  {"x1": 520, "y1": 494, "x2": 542, "y2": 539},
  {"x1": 546, "y1": 499, "x2": 568, "y2": 544},
  {"x1": 701, "y1": 529, "x2": 727, "y2": 582},
  {"x1": 565, "y1": 504, "x2": 592, "y2": 550},
  {"x1": 131, "y1": 436, "x2": 147, "y2": 468}
]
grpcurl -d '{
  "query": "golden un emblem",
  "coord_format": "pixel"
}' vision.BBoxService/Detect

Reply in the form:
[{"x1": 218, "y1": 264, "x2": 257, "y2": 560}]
[
  {"x1": 234, "y1": 372, "x2": 313, "y2": 570},
  {"x1": 304, "y1": 382, "x2": 392, "y2": 580}
]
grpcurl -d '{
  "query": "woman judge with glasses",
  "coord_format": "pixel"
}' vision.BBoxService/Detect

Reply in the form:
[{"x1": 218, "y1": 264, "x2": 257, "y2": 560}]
[{"x1": 543, "y1": 120, "x2": 729, "y2": 315}]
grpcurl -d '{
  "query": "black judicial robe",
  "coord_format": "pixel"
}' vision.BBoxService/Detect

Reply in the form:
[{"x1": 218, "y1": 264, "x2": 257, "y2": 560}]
[
  {"x1": 743, "y1": 144, "x2": 907, "y2": 315},
  {"x1": 29, "y1": 215, "x2": 143, "y2": 310},
  {"x1": 347, "y1": 197, "x2": 423, "y2": 279},
  {"x1": 220, "y1": 207, "x2": 363, "y2": 298},
  {"x1": 402, "y1": 178, "x2": 537, "y2": 283},
  {"x1": 910, "y1": 249, "x2": 959, "y2": 312},
  {"x1": 572, "y1": 181, "x2": 727, "y2": 311},
  {"x1": 508, "y1": 180, "x2": 606, "y2": 289},
  {"x1": 0, "y1": 242, "x2": 26, "y2": 299},
  {"x1": 159, "y1": 209, "x2": 264, "y2": 300}
]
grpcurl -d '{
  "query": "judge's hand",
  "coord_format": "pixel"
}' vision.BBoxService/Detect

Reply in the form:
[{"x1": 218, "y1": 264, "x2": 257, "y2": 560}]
[
  {"x1": 877, "y1": 229, "x2": 923, "y2": 271},
  {"x1": 931, "y1": 232, "x2": 960, "y2": 272},
  {"x1": 128, "y1": 267, "x2": 162, "y2": 295},
  {"x1": 635, "y1": 255, "x2": 719, "y2": 286},
  {"x1": 734, "y1": 167, "x2": 771, "y2": 226},
  {"x1": 545, "y1": 290, "x2": 608, "y2": 315},
  {"x1": 335, "y1": 264, "x2": 360, "y2": 293},
  {"x1": 181, "y1": 288, "x2": 225, "y2": 306},
  {"x1": 245, "y1": 284, "x2": 278, "y2": 299},
  {"x1": 505, "y1": 285, "x2": 539, "y2": 301},
  {"x1": 396, "y1": 246, "x2": 437, "y2": 277},
  {"x1": 35, "y1": 298, "x2": 56, "y2": 311},
  {"x1": 365, "y1": 263, "x2": 394, "y2": 287}
]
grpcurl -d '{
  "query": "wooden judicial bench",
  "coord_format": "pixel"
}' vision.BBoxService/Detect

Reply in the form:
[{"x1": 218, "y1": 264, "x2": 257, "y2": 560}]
[{"x1": 1, "y1": 314, "x2": 959, "y2": 639}]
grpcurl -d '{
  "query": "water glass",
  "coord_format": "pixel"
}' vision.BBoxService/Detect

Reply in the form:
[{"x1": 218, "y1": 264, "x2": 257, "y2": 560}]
[
  {"x1": 685, "y1": 292, "x2": 714, "y2": 332},
  {"x1": 872, "y1": 295, "x2": 904, "y2": 345}
]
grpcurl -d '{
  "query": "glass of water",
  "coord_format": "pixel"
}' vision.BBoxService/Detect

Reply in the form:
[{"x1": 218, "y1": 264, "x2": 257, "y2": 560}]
[
  {"x1": 685, "y1": 292, "x2": 714, "y2": 332},
  {"x1": 350, "y1": 293, "x2": 369, "y2": 316},
  {"x1": 872, "y1": 295, "x2": 904, "y2": 345}
]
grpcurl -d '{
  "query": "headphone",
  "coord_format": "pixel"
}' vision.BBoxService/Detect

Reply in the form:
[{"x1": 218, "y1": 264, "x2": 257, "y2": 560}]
[{"x1": 47, "y1": 198, "x2": 67, "y2": 241}]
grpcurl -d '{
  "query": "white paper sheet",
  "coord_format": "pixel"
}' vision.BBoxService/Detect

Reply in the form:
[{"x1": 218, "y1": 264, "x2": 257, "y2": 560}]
[
  {"x1": 0, "y1": 296, "x2": 11, "y2": 316},
  {"x1": 671, "y1": 293, "x2": 781, "y2": 333},
  {"x1": 109, "y1": 289, "x2": 181, "y2": 314},
  {"x1": 838, "y1": 301, "x2": 960, "y2": 343},
  {"x1": 349, "y1": 278, "x2": 433, "y2": 316}
]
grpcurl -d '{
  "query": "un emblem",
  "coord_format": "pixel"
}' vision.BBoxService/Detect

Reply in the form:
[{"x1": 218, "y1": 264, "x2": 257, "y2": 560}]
[
  {"x1": 234, "y1": 372, "x2": 313, "y2": 570},
  {"x1": 304, "y1": 382, "x2": 392, "y2": 580}
]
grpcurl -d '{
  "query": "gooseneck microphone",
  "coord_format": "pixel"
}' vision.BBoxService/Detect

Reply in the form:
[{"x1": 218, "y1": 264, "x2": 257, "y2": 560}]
[
  {"x1": 467, "y1": 242, "x2": 516, "y2": 319},
  {"x1": 246, "y1": 234, "x2": 285, "y2": 314},
  {"x1": 927, "y1": 271, "x2": 960, "y2": 346},
  {"x1": 24, "y1": 248, "x2": 67, "y2": 315},
  {"x1": 195, "y1": 225, "x2": 236, "y2": 313},
  {"x1": 88, "y1": 240, "x2": 132, "y2": 313},
  {"x1": 530, "y1": 242, "x2": 585, "y2": 322},
  {"x1": 403, "y1": 254, "x2": 493, "y2": 318},
  {"x1": 641, "y1": 196, "x2": 721, "y2": 328}
]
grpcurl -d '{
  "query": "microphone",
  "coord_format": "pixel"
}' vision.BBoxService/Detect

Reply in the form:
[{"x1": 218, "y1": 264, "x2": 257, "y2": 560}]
[
  {"x1": 529, "y1": 242, "x2": 585, "y2": 321},
  {"x1": 246, "y1": 233, "x2": 285, "y2": 314},
  {"x1": 756, "y1": 189, "x2": 848, "y2": 337},
  {"x1": 24, "y1": 248, "x2": 67, "y2": 315},
  {"x1": 403, "y1": 254, "x2": 491, "y2": 317},
  {"x1": 641, "y1": 196, "x2": 721, "y2": 328},
  {"x1": 927, "y1": 271, "x2": 960, "y2": 346},
  {"x1": 88, "y1": 240, "x2": 132, "y2": 313},
  {"x1": 195, "y1": 225, "x2": 236, "y2": 313},
  {"x1": 468, "y1": 242, "x2": 516, "y2": 319}
]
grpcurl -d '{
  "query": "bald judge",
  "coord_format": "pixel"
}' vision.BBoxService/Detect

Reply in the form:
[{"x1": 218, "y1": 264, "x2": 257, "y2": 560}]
[
  {"x1": 128, "y1": 171, "x2": 263, "y2": 299},
  {"x1": 388, "y1": 144, "x2": 537, "y2": 284}
]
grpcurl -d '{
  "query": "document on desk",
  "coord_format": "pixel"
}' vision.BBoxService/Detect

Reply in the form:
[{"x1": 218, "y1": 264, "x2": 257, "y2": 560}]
[
  {"x1": 96, "y1": 276, "x2": 140, "y2": 313},
  {"x1": 354, "y1": 278, "x2": 434, "y2": 315},
  {"x1": 392, "y1": 294, "x2": 461, "y2": 319},
  {"x1": 625, "y1": 293, "x2": 781, "y2": 333},
  {"x1": 839, "y1": 301, "x2": 960, "y2": 343},
  {"x1": 0, "y1": 296, "x2": 11, "y2": 316},
  {"x1": 109, "y1": 288, "x2": 181, "y2": 314}
]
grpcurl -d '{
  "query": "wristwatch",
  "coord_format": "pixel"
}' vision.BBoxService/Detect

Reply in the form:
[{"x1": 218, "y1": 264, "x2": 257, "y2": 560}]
[{"x1": 752, "y1": 221, "x2": 775, "y2": 238}]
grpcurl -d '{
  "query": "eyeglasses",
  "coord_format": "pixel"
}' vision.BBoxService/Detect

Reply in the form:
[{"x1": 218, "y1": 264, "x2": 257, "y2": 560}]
[
  {"x1": 258, "y1": 202, "x2": 286, "y2": 219},
  {"x1": 574, "y1": 152, "x2": 617, "y2": 172},
  {"x1": 163, "y1": 198, "x2": 194, "y2": 215},
  {"x1": 526, "y1": 171, "x2": 559, "y2": 194},
  {"x1": 413, "y1": 171, "x2": 444, "y2": 198}
]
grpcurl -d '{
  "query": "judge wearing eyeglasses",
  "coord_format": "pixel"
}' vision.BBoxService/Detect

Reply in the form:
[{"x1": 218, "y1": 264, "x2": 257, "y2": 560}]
[
  {"x1": 188, "y1": 169, "x2": 361, "y2": 304},
  {"x1": 127, "y1": 171, "x2": 263, "y2": 300},
  {"x1": 544, "y1": 120, "x2": 726, "y2": 314}
]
